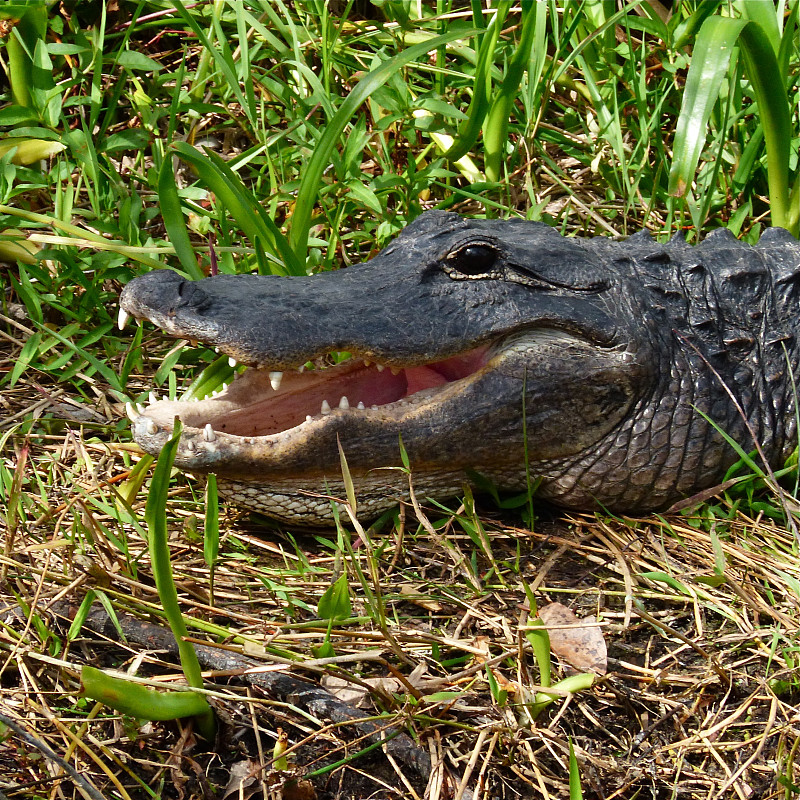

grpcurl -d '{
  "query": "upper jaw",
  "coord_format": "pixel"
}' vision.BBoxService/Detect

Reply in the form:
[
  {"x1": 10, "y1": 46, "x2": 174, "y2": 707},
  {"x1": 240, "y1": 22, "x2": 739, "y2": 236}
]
[
  {"x1": 119, "y1": 265, "x2": 621, "y2": 373},
  {"x1": 118, "y1": 267, "x2": 500, "y2": 370}
]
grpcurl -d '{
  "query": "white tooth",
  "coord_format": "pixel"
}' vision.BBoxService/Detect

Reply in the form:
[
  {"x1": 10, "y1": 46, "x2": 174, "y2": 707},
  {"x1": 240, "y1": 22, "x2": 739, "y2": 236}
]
[
  {"x1": 305, "y1": 415, "x2": 313, "y2": 422},
  {"x1": 339, "y1": 396, "x2": 349, "y2": 410},
  {"x1": 321, "y1": 400, "x2": 331, "y2": 415},
  {"x1": 357, "y1": 401, "x2": 365, "y2": 410},
  {"x1": 298, "y1": 365, "x2": 306, "y2": 373},
  {"x1": 363, "y1": 359, "x2": 371, "y2": 367},
  {"x1": 371, "y1": 405, "x2": 378, "y2": 410},
  {"x1": 186, "y1": 441, "x2": 195, "y2": 452},
  {"x1": 136, "y1": 403, "x2": 145, "y2": 414},
  {"x1": 221, "y1": 382, "x2": 228, "y2": 391},
  {"x1": 146, "y1": 420, "x2": 158, "y2": 435},
  {"x1": 203, "y1": 424, "x2": 216, "y2": 442},
  {"x1": 376, "y1": 364, "x2": 384, "y2": 372},
  {"x1": 117, "y1": 307, "x2": 131, "y2": 330},
  {"x1": 269, "y1": 371, "x2": 283, "y2": 391},
  {"x1": 148, "y1": 391, "x2": 158, "y2": 405},
  {"x1": 390, "y1": 367, "x2": 400, "y2": 375},
  {"x1": 125, "y1": 402, "x2": 139, "y2": 422},
  {"x1": 210, "y1": 389, "x2": 218, "y2": 398},
  {"x1": 214, "y1": 347, "x2": 219, "y2": 353},
  {"x1": 228, "y1": 357, "x2": 237, "y2": 368}
]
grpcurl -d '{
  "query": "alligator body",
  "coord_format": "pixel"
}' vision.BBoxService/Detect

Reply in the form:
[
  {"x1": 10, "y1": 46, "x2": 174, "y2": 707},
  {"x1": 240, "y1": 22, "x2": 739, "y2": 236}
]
[{"x1": 119, "y1": 211, "x2": 800, "y2": 523}]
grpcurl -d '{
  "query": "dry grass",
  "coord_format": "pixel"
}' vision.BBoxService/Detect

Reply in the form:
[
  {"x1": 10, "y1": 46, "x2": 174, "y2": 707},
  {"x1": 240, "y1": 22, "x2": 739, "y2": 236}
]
[{"x1": 0, "y1": 365, "x2": 798, "y2": 800}]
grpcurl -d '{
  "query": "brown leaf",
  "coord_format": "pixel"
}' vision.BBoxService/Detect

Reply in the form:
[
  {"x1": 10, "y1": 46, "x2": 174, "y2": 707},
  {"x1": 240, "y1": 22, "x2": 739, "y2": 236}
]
[
  {"x1": 398, "y1": 582, "x2": 443, "y2": 611},
  {"x1": 322, "y1": 663, "x2": 432, "y2": 707},
  {"x1": 537, "y1": 602, "x2": 607, "y2": 675},
  {"x1": 321, "y1": 675, "x2": 372, "y2": 707},
  {"x1": 321, "y1": 674, "x2": 403, "y2": 707}
]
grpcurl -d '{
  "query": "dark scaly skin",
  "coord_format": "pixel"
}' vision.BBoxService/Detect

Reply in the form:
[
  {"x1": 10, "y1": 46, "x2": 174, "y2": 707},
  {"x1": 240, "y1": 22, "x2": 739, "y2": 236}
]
[{"x1": 119, "y1": 211, "x2": 800, "y2": 523}]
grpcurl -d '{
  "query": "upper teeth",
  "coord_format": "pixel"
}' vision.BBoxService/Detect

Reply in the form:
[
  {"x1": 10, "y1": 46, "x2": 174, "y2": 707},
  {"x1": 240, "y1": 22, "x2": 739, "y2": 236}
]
[
  {"x1": 117, "y1": 308, "x2": 130, "y2": 330},
  {"x1": 120, "y1": 335, "x2": 397, "y2": 436}
]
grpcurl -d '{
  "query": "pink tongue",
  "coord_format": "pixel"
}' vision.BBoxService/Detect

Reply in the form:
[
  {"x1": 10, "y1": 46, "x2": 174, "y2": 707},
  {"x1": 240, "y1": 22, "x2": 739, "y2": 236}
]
[{"x1": 403, "y1": 365, "x2": 449, "y2": 395}]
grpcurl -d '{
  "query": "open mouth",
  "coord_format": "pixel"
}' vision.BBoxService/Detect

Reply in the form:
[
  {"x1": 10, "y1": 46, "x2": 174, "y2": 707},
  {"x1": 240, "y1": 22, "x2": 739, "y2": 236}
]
[{"x1": 123, "y1": 339, "x2": 492, "y2": 443}]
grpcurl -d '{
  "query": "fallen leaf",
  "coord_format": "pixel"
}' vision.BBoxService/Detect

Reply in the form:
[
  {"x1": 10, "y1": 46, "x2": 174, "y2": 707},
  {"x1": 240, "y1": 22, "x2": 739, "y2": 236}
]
[
  {"x1": 321, "y1": 674, "x2": 402, "y2": 707},
  {"x1": 537, "y1": 602, "x2": 607, "y2": 675},
  {"x1": 472, "y1": 635, "x2": 492, "y2": 665},
  {"x1": 222, "y1": 759, "x2": 259, "y2": 798},
  {"x1": 321, "y1": 675, "x2": 370, "y2": 706},
  {"x1": 322, "y1": 663, "x2": 431, "y2": 706},
  {"x1": 398, "y1": 582, "x2": 443, "y2": 612}
]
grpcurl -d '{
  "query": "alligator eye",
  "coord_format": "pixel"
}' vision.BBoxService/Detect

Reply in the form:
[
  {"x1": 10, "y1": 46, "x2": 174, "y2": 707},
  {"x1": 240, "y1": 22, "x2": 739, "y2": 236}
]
[{"x1": 447, "y1": 244, "x2": 498, "y2": 276}]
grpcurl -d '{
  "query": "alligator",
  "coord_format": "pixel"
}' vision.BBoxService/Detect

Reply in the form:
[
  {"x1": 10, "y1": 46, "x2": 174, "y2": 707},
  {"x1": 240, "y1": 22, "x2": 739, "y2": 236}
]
[{"x1": 118, "y1": 211, "x2": 800, "y2": 524}]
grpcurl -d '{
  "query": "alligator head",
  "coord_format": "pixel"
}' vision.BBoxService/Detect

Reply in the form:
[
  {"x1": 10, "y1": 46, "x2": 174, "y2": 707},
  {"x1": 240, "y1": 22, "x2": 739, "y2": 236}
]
[{"x1": 119, "y1": 210, "x2": 799, "y2": 523}]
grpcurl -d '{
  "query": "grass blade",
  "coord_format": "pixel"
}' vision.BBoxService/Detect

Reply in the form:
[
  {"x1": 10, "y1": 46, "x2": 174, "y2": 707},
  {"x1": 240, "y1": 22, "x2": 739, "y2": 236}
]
[
  {"x1": 668, "y1": 15, "x2": 744, "y2": 200},
  {"x1": 287, "y1": 27, "x2": 478, "y2": 261},
  {"x1": 2, "y1": 1, "x2": 49, "y2": 112},
  {"x1": 444, "y1": 2, "x2": 510, "y2": 163},
  {"x1": 81, "y1": 666, "x2": 211, "y2": 721},
  {"x1": 484, "y1": 3, "x2": 538, "y2": 183},
  {"x1": 171, "y1": 141, "x2": 301, "y2": 275},
  {"x1": 29, "y1": 320, "x2": 124, "y2": 395},
  {"x1": 737, "y1": 20, "x2": 793, "y2": 233},
  {"x1": 671, "y1": 0, "x2": 723, "y2": 50},
  {"x1": 157, "y1": 155, "x2": 204, "y2": 280},
  {"x1": 740, "y1": 0, "x2": 781, "y2": 54},
  {"x1": 144, "y1": 419, "x2": 216, "y2": 738},
  {"x1": 669, "y1": 11, "x2": 794, "y2": 233},
  {"x1": 204, "y1": 473, "x2": 219, "y2": 570},
  {"x1": 204, "y1": 473, "x2": 219, "y2": 606},
  {"x1": 569, "y1": 739, "x2": 584, "y2": 800},
  {"x1": 169, "y1": 0, "x2": 255, "y2": 130}
]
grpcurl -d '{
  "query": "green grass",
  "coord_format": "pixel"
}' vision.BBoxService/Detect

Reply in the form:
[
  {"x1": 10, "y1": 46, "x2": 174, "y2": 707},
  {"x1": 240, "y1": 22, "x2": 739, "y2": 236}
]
[{"x1": 0, "y1": 1, "x2": 799, "y2": 797}]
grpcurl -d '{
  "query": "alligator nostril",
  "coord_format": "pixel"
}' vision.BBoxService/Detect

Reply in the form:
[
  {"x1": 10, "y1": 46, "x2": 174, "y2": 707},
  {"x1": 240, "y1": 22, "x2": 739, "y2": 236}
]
[{"x1": 175, "y1": 279, "x2": 210, "y2": 311}]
